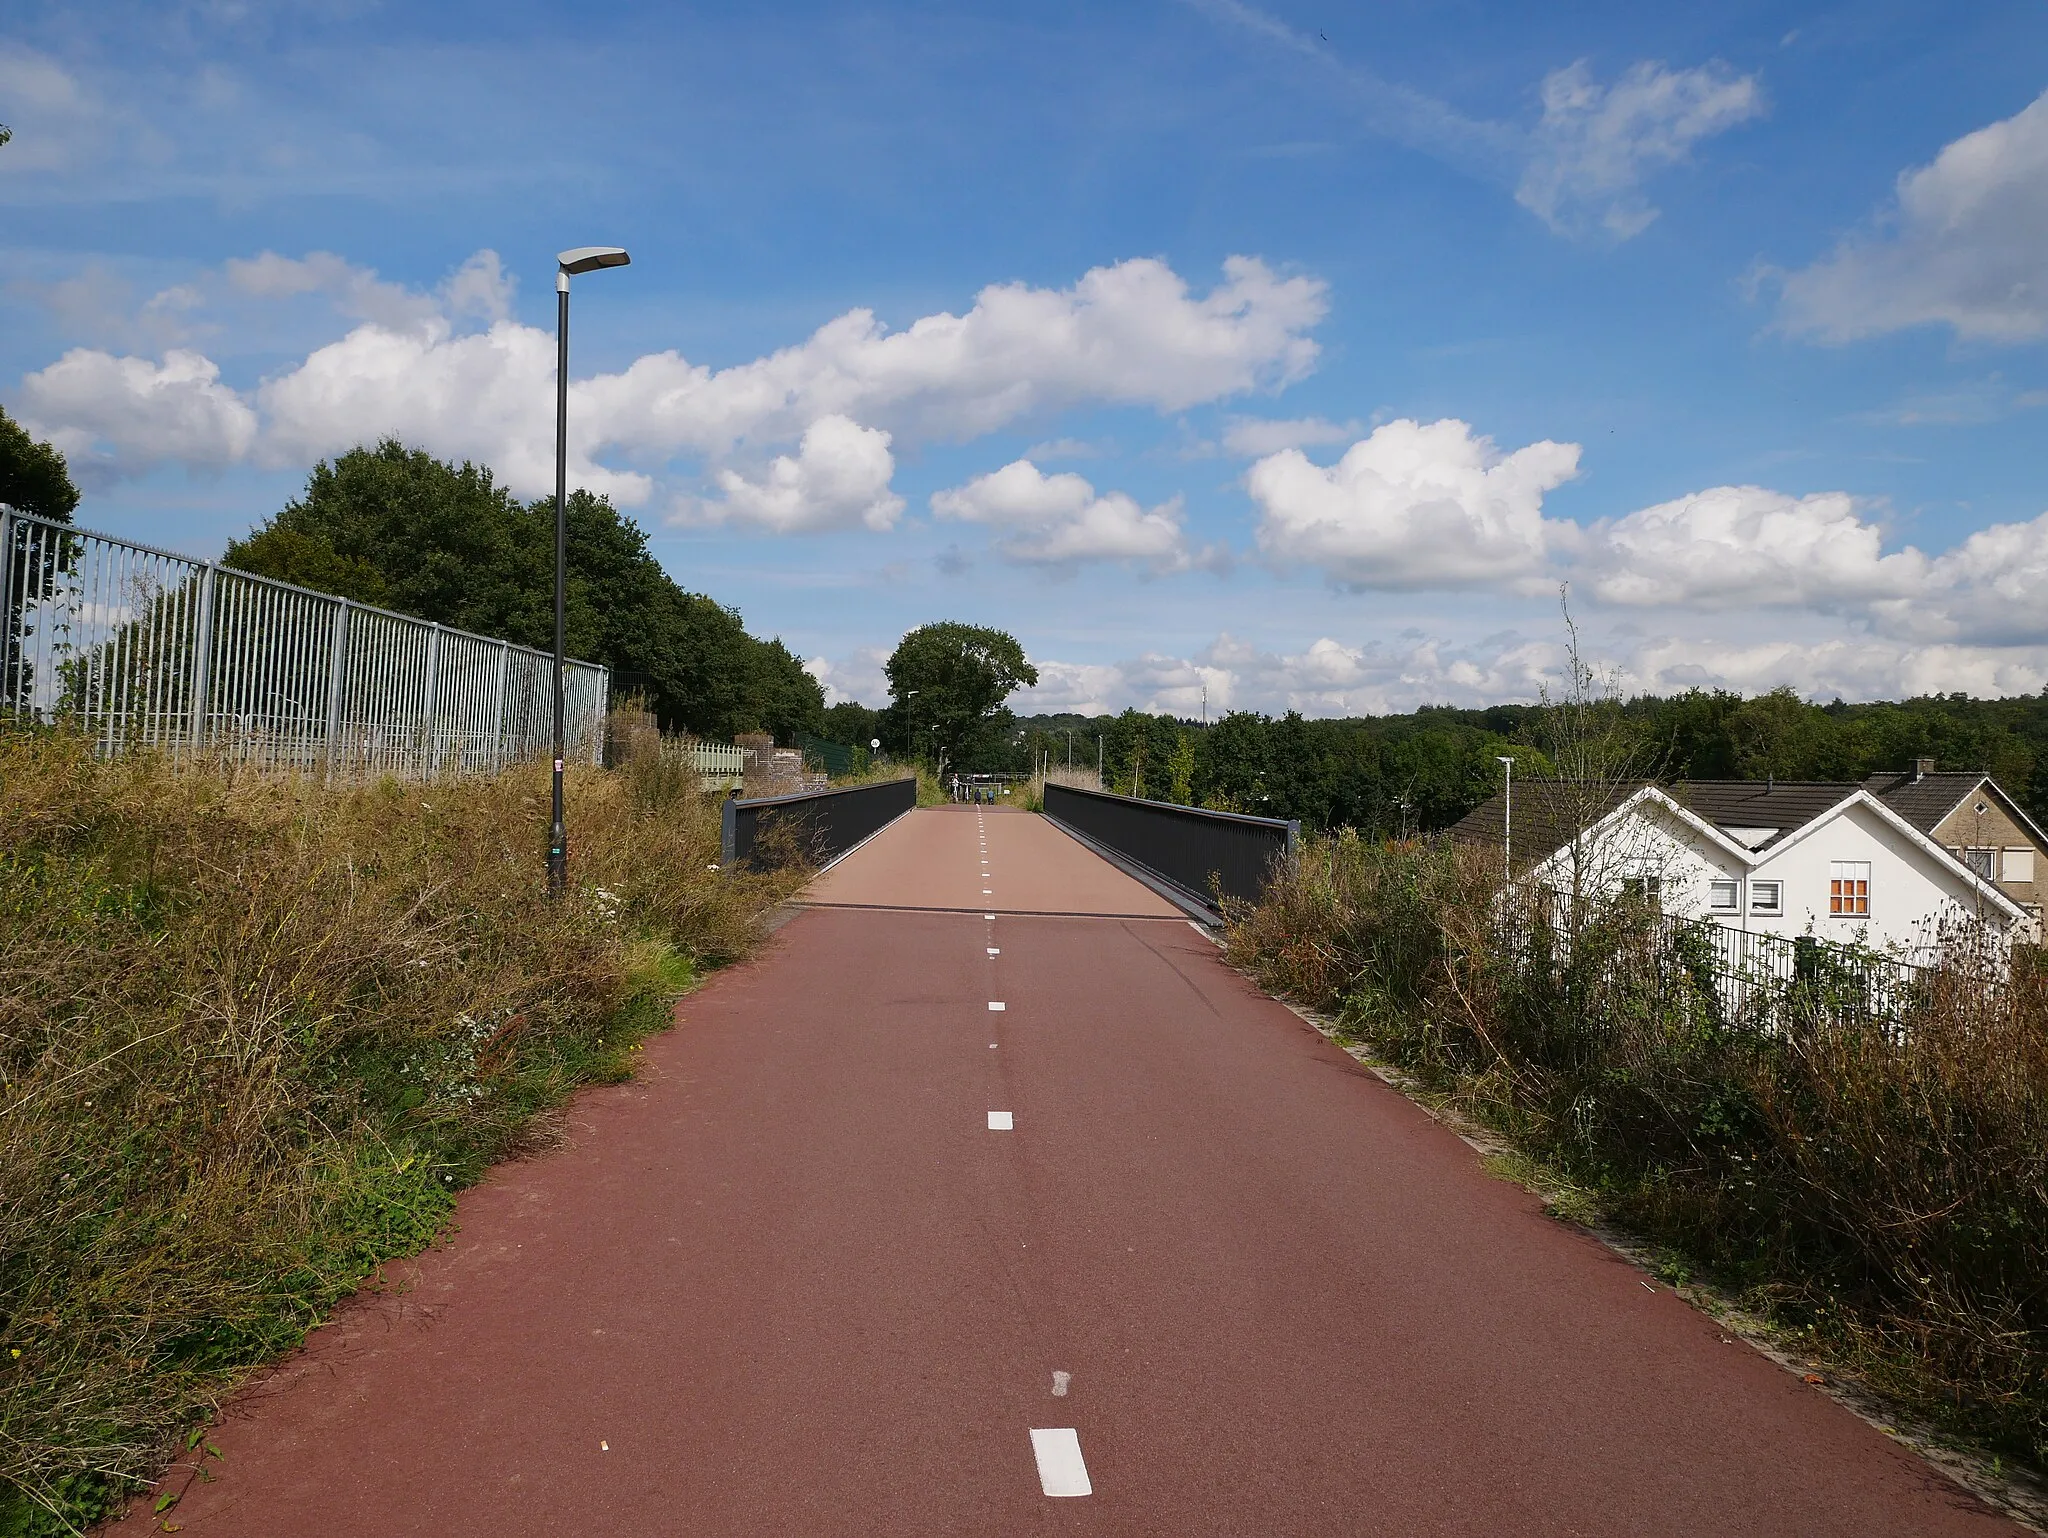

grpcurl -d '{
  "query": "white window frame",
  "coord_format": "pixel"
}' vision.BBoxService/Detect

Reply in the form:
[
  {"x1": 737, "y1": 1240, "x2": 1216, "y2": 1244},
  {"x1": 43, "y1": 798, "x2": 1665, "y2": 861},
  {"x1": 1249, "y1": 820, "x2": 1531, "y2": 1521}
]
[
  {"x1": 1962, "y1": 848, "x2": 1997, "y2": 880},
  {"x1": 1621, "y1": 874, "x2": 1663, "y2": 908},
  {"x1": 1750, "y1": 879, "x2": 1782, "y2": 915},
  {"x1": 1829, "y1": 860, "x2": 1871, "y2": 918},
  {"x1": 1707, "y1": 878, "x2": 1739, "y2": 912}
]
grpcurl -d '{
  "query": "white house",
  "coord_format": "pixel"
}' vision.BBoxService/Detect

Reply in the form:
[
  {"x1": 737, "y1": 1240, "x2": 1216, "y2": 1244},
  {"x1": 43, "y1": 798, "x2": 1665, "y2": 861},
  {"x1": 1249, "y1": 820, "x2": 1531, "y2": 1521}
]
[{"x1": 1451, "y1": 780, "x2": 2027, "y2": 962}]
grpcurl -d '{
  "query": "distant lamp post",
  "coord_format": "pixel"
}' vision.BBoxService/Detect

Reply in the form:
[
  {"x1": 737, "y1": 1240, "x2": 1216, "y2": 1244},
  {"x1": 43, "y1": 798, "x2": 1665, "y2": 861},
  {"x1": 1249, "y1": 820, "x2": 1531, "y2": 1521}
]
[
  {"x1": 548, "y1": 244, "x2": 631, "y2": 898},
  {"x1": 1496, "y1": 755, "x2": 1515, "y2": 882}
]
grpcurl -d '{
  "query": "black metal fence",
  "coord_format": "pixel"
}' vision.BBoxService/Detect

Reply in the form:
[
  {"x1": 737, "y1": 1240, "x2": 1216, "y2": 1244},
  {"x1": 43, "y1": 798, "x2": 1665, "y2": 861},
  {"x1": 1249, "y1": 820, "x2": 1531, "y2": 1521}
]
[
  {"x1": 1498, "y1": 900, "x2": 1937, "y2": 1035},
  {"x1": 1043, "y1": 783, "x2": 1297, "y2": 915},
  {"x1": 721, "y1": 776, "x2": 917, "y2": 869}
]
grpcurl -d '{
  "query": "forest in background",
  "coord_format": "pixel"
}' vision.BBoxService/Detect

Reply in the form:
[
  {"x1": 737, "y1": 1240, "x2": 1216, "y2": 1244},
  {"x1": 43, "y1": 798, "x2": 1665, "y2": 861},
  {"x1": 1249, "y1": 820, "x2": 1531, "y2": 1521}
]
[{"x1": 821, "y1": 689, "x2": 2048, "y2": 835}]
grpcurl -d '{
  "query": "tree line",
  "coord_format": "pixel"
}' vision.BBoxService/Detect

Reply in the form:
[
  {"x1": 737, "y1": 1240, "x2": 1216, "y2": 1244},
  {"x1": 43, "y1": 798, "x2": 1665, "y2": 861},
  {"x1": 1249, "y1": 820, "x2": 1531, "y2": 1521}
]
[{"x1": 979, "y1": 690, "x2": 2048, "y2": 833}]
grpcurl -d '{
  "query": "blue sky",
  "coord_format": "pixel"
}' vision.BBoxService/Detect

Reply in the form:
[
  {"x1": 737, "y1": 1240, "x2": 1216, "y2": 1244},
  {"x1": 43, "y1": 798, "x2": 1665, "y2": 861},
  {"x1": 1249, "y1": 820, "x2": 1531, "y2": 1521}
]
[{"x1": 5, "y1": 0, "x2": 2047, "y2": 715}]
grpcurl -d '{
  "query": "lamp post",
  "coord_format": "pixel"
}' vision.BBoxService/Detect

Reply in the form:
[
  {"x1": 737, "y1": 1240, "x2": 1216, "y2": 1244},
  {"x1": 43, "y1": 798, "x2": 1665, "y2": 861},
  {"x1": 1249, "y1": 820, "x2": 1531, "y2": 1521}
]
[
  {"x1": 548, "y1": 244, "x2": 631, "y2": 898},
  {"x1": 1496, "y1": 754, "x2": 1515, "y2": 883}
]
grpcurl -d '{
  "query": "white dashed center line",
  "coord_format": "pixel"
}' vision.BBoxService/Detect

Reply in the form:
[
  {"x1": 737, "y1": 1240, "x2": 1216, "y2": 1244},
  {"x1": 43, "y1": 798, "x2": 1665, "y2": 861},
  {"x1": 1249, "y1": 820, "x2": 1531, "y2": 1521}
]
[
  {"x1": 988, "y1": 1001, "x2": 1005, "y2": 1011},
  {"x1": 987, "y1": 1110, "x2": 1013, "y2": 1130},
  {"x1": 1029, "y1": 1429, "x2": 1091, "y2": 1497},
  {"x1": 988, "y1": 947, "x2": 1000, "y2": 955}
]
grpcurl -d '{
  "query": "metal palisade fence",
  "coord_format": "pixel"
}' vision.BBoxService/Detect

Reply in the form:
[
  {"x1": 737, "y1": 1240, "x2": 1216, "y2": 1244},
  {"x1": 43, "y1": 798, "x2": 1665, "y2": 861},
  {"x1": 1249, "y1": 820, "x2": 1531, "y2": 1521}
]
[{"x1": 0, "y1": 510, "x2": 608, "y2": 778}]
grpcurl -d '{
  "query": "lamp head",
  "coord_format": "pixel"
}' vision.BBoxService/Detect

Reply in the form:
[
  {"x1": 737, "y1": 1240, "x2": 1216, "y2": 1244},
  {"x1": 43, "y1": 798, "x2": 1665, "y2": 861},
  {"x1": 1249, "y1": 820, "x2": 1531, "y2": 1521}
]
[{"x1": 558, "y1": 246, "x2": 631, "y2": 276}]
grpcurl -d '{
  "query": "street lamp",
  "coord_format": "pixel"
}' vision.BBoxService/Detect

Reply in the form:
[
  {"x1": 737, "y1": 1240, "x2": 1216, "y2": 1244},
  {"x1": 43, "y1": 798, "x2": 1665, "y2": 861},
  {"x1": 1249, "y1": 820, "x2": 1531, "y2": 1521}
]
[
  {"x1": 549, "y1": 244, "x2": 631, "y2": 898},
  {"x1": 1496, "y1": 755, "x2": 1515, "y2": 882}
]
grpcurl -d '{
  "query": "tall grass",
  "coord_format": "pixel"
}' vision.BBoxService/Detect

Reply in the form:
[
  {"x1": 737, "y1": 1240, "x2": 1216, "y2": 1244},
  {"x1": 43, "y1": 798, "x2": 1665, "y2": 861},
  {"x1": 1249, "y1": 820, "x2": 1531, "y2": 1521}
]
[
  {"x1": 1226, "y1": 830, "x2": 2048, "y2": 1471},
  {"x1": 0, "y1": 728, "x2": 806, "y2": 1533}
]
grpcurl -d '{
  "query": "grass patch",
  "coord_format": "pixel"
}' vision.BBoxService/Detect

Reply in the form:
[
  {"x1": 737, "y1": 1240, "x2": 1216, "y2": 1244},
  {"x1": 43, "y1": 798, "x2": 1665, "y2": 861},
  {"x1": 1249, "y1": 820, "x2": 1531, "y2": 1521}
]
[{"x1": 0, "y1": 726, "x2": 806, "y2": 1533}]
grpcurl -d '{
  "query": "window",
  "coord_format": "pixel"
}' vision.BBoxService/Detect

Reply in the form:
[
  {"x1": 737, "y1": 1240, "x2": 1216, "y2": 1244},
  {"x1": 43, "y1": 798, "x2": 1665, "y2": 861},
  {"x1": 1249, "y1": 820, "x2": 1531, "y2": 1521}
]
[
  {"x1": 1750, "y1": 880, "x2": 1782, "y2": 915},
  {"x1": 2003, "y1": 848, "x2": 2034, "y2": 883},
  {"x1": 1708, "y1": 878, "x2": 1739, "y2": 912},
  {"x1": 1622, "y1": 875, "x2": 1662, "y2": 908},
  {"x1": 1963, "y1": 848, "x2": 1997, "y2": 880},
  {"x1": 1829, "y1": 861, "x2": 1871, "y2": 916}
]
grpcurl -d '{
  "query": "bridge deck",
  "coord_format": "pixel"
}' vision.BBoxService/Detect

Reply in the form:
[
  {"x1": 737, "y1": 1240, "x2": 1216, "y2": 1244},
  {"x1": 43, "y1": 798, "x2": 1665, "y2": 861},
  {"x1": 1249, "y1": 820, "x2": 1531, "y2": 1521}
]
[
  {"x1": 140, "y1": 808, "x2": 2021, "y2": 1535},
  {"x1": 803, "y1": 803, "x2": 1181, "y2": 917}
]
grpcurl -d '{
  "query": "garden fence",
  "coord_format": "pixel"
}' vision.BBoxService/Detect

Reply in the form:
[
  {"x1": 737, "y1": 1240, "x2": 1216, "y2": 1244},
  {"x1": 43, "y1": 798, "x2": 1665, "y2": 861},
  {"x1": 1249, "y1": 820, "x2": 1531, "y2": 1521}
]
[{"x1": 0, "y1": 510, "x2": 608, "y2": 779}]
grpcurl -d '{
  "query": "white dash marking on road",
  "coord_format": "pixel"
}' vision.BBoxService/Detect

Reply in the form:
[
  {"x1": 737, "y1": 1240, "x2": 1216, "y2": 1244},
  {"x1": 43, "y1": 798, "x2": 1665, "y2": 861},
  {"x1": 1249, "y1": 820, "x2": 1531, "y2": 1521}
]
[
  {"x1": 988, "y1": 1001, "x2": 1005, "y2": 1011},
  {"x1": 1051, "y1": 1370, "x2": 1071, "y2": 1396},
  {"x1": 987, "y1": 1110, "x2": 1013, "y2": 1130},
  {"x1": 988, "y1": 947, "x2": 1000, "y2": 955},
  {"x1": 983, "y1": 889, "x2": 993, "y2": 895},
  {"x1": 1030, "y1": 1428, "x2": 1091, "y2": 1497},
  {"x1": 985, "y1": 913, "x2": 996, "y2": 920}
]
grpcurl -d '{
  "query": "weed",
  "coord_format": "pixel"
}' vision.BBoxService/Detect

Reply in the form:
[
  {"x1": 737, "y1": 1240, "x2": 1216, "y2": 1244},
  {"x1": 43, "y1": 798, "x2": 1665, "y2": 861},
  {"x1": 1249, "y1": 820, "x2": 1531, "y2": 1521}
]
[
  {"x1": 1225, "y1": 831, "x2": 2048, "y2": 1474},
  {"x1": 0, "y1": 725, "x2": 804, "y2": 1530}
]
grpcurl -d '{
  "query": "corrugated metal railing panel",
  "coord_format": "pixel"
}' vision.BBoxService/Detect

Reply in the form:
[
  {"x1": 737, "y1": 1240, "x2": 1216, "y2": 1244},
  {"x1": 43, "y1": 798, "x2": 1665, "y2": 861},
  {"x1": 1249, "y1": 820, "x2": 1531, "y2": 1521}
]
[
  {"x1": 0, "y1": 510, "x2": 607, "y2": 779},
  {"x1": 1042, "y1": 782, "x2": 1298, "y2": 911}
]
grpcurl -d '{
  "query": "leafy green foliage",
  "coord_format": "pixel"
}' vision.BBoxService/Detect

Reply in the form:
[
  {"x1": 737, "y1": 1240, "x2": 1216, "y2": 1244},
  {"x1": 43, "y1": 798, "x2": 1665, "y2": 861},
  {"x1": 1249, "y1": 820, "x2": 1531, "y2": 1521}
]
[
  {"x1": 883, "y1": 621, "x2": 1038, "y2": 771},
  {"x1": 0, "y1": 407, "x2": 79, "y2": 525},
  {"x1": 1003, "y1": 684, "x2": 2048, "y2": 830},
  {"x1": 225, "y1": 442, "x2": 824, "y2": 742}
]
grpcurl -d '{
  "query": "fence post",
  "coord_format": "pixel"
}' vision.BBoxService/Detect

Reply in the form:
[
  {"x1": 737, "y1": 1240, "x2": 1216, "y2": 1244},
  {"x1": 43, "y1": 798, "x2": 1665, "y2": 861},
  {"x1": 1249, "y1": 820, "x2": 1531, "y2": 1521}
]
[
  {"x1": 186, "y1": 564, "x2": 217, "y2": 759},
  {"x1": 420, "y1": 622, "x2": 444, "y2": 779},
  {"x1": 489, "y1": 638, "x2": 511, "y2": 772},
  {"x1": 593, "y1": 666, "x2": 611, "y2": 765},
  {"x1": 322, "y1": 598, "x2": 350, "y2": 782},
  {"x1": 0, "y1": 508, "x2": 13, "y2": 712}
]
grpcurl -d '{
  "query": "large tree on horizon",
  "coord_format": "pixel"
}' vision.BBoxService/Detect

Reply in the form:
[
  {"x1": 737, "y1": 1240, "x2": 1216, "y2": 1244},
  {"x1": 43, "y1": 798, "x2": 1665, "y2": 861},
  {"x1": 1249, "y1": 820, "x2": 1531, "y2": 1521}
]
[{"x1": 884, "y1": 621, "x2": 1038, "y2": 773}]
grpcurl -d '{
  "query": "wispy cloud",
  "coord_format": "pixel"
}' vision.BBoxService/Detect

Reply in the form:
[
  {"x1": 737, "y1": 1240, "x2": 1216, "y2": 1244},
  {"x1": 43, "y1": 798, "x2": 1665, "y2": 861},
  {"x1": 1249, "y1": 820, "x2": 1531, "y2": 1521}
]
[{"x1": 1187, "y1": 0, "x2": 1763, "y2": 241}]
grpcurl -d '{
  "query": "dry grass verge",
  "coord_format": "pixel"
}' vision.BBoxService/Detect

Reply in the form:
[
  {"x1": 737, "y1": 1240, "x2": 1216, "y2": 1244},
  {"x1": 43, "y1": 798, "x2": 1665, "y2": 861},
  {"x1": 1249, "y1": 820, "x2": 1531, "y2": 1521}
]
[
  {"x1": 1225, "y1": 830, "x2": 2048, "y2": 1480},
  {"x1": 0, "y1": 727, "x2": 805, "y2": 1534}
]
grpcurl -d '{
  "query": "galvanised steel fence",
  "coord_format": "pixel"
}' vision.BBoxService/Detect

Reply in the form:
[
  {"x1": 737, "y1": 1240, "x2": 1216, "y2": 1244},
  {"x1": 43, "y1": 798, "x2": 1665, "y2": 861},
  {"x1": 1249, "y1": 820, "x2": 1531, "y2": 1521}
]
[{"x1": 0, "y1": 510, "x2": 608, "y2": 778}]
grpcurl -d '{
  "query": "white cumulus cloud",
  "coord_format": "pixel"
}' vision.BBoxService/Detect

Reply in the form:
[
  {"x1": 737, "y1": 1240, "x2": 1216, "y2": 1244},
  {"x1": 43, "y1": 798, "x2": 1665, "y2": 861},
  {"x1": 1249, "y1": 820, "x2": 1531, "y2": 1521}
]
[
  {"x1": 695, "y1": 416, "x2": 903, "y2": 534},
  {"x1": 1517, "y1": 59, "x2": 1765, "y2": 239},
  {"x1": 931, "y1": 459, "x2": 1202, "y2": 571},
  {"x1": 1248, "y1": 418, "x2": 1581, "y2": 588},
  {"x1": 18, "y1": 348, "x2": 258, "y2": 475},
  {"x1": 255, "y1": 312, "x2": 655, "y2": 504},
  {"x1": 1587, "y1": 486, "x2": 1928, "y2": 610},
  {"x1": 1779, "y1": 89, "x2": 2048, "y2": 343},
  {"x1": 14, "y1": 252, "x2": 1324, "y2": 517},
  {"x1": 579, "y1": 255, "x2": 1327, "y2": 459}
]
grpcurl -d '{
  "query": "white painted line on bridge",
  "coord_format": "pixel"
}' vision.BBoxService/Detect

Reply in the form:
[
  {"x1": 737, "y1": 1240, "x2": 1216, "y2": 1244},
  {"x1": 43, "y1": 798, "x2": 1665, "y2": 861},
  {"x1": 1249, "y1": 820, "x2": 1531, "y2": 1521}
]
[
  {"x1": 988, "y1": 1002, "x2": 1005, "y2": 1011},
  {"x1": 1030, "y1": 1429, "x2": 1091, "y2": 1497},
  {"x1": 988, "y1": 1110, "x2": 1013, "y2": 1130},
  {"x1": 988, "y1": 947, "x2": 1000, "y2": 955}
]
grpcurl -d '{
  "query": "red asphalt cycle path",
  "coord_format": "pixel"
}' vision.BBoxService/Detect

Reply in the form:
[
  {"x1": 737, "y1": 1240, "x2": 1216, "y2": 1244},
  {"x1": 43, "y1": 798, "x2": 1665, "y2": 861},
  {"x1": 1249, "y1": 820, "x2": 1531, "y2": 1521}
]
[{"x1": 129, "y1": 807, "x2": 2023, "y2": 1535}]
